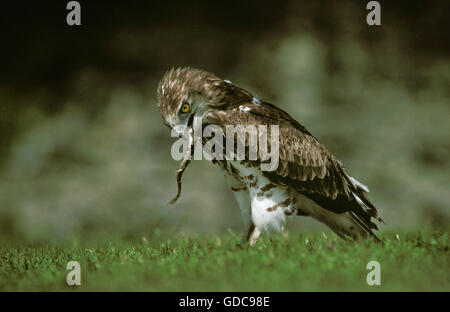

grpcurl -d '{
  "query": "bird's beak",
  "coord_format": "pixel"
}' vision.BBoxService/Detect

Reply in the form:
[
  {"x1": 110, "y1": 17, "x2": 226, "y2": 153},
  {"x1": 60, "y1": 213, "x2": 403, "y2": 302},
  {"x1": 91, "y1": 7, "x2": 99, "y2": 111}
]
[{"x1": 172, "y1": 124, "x2": 188, "y2": 138}]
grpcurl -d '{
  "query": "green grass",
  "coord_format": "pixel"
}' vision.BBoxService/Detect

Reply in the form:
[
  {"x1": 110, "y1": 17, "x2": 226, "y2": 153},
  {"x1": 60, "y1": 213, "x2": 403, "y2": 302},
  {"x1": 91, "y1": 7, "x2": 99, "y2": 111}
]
[{"x1": 0, "y1": 230, "x2": 448, "y2": 291}]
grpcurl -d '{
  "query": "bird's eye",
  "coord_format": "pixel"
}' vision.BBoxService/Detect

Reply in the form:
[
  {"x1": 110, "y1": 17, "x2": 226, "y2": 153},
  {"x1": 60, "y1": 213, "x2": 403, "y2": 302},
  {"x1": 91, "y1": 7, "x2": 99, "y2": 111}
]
[{"x1": 181, "y1": 102, "x2": 190, "y2": 113}]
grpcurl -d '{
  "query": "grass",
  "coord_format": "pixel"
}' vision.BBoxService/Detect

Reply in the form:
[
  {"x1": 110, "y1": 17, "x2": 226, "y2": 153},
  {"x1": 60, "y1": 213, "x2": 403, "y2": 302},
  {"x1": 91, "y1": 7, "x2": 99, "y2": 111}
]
[{"x1": 0, "y1": 230, "x2": 448, "y2": 291}]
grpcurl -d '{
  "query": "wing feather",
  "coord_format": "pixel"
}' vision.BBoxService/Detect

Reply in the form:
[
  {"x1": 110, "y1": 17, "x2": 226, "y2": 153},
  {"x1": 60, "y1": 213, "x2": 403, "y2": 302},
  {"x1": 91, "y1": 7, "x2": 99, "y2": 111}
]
[{"x1": 204, "y1": 101, "x2": 382, "y2": 232}]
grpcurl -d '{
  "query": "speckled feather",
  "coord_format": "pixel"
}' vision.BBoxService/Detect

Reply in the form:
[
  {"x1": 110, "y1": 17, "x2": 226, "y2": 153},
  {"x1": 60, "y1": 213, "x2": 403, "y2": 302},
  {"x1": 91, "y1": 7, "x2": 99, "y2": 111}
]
[
  {"x1": 157, "y1": 67, "x2": 382, "y2": 240},
  {"x1": 204, "y1": 105, "x2": 382, "y2": 231}
]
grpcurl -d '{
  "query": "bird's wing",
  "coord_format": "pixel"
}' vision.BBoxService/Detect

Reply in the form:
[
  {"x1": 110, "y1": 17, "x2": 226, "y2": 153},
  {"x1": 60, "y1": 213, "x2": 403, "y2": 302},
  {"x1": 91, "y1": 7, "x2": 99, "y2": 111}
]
[{"x1": 204, "y1": 101, "x2": 382, "y2": 232}]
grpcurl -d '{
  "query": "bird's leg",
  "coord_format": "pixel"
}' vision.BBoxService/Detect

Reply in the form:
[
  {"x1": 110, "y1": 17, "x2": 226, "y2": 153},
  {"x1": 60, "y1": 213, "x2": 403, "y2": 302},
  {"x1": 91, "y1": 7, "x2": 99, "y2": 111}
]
[
  {"x1": 249, "y1": 227, "x2": 261, "y2": 247},
  {"x1": 281, "y1": 225, "x2": 288, "y2": 238},
  {"x1": 242, "y1": 223, "x2": 255, "y2": 245}
]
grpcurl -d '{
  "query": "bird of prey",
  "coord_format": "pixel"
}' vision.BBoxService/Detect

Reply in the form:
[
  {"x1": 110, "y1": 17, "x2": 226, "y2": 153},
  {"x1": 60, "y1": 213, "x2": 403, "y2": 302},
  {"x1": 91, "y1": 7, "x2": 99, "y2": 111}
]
[{"x1": 157, "y1": 67, "x2": 383, "y2": 246}]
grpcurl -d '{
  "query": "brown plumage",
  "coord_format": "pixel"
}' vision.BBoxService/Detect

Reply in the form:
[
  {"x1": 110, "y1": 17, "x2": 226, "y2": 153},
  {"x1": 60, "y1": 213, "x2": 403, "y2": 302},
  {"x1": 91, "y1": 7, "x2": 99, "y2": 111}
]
[{"x1": 157, "y1": 67, "x2": 383, "y2": 245}]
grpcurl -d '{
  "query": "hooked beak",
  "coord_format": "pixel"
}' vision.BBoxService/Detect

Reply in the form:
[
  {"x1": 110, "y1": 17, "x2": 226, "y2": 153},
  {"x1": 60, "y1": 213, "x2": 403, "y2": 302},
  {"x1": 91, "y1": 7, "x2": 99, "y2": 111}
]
[{"x1": 172, "y1": 124, "x2": 189, "y2": 138}]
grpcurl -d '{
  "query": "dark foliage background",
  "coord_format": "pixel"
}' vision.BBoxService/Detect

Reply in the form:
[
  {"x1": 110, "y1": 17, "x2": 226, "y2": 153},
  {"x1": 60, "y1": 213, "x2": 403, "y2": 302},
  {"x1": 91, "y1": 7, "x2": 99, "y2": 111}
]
[{"x1": 0, "y1": 0, "x2": 449, "y2": 241}]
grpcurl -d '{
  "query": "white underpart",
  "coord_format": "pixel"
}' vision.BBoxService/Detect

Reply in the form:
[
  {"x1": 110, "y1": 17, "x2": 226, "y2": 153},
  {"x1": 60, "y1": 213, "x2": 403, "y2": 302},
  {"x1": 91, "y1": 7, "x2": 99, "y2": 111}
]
[
  {"x1": 251, "y1": 185, "x2": 288, "y2": 233},
  {"x1": 229, "y1": 161, "x2": 290, "y2": 233},
  {"x1": 222, "y1": 172, "x2": 251, "y2": 230},
  {"x1": 349, "y1": 176, "x2": 369, "y2": 192},
  {"x1": 220, "y1": 162, "x2": 370, "y2": 239}
]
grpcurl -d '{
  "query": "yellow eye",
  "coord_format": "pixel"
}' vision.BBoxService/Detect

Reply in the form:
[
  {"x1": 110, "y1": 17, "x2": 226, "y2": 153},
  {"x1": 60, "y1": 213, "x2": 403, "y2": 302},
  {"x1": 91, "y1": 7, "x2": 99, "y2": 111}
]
[{"x1": 181, "y1": 103, "x2": 190, "y2": 113}]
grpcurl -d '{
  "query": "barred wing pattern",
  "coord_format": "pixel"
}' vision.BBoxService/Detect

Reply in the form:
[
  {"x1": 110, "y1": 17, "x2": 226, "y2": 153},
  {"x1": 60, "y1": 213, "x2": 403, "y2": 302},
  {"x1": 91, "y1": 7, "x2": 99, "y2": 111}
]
[{"x1": 205, "y1": 101, "x2": 382, "y2": 234}]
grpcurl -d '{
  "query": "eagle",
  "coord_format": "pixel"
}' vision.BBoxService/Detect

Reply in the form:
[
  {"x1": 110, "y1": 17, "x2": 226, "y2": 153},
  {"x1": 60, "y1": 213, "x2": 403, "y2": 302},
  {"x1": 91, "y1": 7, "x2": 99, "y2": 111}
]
[{"x1": 157, "y1": 67, "x2": 383, "y2": 246}]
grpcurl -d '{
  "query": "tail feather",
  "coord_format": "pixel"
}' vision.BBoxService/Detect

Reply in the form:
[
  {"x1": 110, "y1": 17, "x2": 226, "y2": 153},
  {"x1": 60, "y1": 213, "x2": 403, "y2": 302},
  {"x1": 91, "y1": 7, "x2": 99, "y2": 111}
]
[
  {"x1": 345, "y1": 175, "x2": 383, "y2": 224},
  {"x1": 331, "y1": 175, "x2": 383, "y2": 243},
  {"x1": 348, "y1": 211, "x2": 383, "y2": 243},
  {"x1": 326, "y1": 211, "x2": 382, "y2": 243}
]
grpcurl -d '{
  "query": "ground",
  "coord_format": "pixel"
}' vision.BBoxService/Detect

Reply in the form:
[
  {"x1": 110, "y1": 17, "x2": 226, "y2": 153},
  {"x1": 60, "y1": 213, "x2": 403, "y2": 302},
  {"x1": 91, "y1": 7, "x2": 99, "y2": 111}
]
[{"x1": 0, "y1": 230, "x2": 448, "y2": 291}]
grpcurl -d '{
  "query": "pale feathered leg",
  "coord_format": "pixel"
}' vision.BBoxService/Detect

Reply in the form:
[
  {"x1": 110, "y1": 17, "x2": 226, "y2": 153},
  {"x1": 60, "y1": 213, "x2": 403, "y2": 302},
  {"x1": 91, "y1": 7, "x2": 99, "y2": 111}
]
[
  {"x1": 249, "y1": 227, "x2": 261, "y2": 246},
  {"x1": 223, "y1": 172, "x2": 253, "y2": 245},
  {"x1": 281, "y1": 225, "x2": 288, "y2": 238},
  {"x1": 241, "y1": 223, "x2": 255, "y2": 245}
]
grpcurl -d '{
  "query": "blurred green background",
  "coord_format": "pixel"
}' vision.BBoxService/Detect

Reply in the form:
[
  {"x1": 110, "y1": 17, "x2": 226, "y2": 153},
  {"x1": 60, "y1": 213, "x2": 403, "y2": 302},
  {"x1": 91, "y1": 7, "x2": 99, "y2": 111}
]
[{"x1": 0, "y1": 0, "x2": 449, "y2": 242}]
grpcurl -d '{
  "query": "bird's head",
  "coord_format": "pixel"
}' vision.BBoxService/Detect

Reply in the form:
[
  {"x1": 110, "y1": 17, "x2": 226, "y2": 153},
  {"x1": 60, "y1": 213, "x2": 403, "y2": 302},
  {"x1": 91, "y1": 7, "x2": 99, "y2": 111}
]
[{"x1": 157, "y1": 67, "x2": 253, "y2": 136}]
